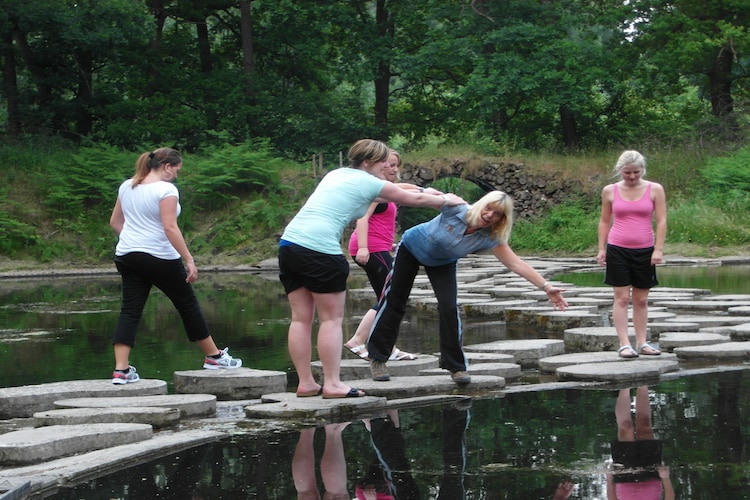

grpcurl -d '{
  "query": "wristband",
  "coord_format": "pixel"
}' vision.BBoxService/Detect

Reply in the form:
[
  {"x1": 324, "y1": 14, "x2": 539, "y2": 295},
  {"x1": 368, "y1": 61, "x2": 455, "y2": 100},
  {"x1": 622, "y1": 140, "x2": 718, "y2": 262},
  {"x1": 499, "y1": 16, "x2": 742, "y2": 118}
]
[
  {"x1": 441, "y1": 194, "x2": 449, "y2": 207},
  {"x1": 540, "y1": 281, "x2": 550, "y2": 291}
]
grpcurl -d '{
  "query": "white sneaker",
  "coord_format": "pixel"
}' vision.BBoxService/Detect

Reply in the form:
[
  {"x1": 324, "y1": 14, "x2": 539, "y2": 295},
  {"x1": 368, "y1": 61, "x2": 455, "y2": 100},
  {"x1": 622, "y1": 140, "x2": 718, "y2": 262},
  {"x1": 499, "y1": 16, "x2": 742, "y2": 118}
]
[
  {"x1": 112, "y1": 365, "x2": 140, "y2": 385},
  {"x1": 203, "y1": 347, "x2": 242, "y2": 369}
]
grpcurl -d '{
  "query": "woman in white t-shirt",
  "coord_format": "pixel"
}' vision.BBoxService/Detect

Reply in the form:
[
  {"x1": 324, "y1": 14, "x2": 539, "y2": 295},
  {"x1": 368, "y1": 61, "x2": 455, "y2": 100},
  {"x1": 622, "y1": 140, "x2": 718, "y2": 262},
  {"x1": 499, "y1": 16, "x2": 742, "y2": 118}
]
[{"x1": 108, "y1": 147, "x2": 241, "y2": 385}]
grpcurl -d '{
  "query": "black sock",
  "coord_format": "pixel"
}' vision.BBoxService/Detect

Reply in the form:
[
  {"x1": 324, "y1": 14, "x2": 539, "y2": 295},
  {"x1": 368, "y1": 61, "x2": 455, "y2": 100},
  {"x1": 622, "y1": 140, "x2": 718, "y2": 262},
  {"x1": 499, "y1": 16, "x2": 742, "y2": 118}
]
[
  {"x1": 116, "y1": 368, "x2": 130, "y2": 374},
  {"x1": 209, "y1": 352, "x2": 223, "y2": 359}
]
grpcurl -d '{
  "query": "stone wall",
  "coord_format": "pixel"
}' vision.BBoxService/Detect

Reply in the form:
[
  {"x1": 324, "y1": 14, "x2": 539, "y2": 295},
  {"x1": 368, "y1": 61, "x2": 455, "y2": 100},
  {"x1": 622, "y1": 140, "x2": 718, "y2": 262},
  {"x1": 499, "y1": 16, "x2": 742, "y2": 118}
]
[{"x1": 399, "y1": 157, "x2": 575, "y2": 219}]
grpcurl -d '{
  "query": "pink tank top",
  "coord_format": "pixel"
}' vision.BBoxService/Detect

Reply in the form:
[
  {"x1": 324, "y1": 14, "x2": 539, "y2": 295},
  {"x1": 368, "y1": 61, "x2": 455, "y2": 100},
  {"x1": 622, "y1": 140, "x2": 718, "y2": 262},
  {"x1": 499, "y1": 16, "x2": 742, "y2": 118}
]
[
  {"x1": 348, "y1": 201, "x2": 397, "y2": 255},
  {"x1": 607, "y1": 182, "x2": 655, "y2": 249}
]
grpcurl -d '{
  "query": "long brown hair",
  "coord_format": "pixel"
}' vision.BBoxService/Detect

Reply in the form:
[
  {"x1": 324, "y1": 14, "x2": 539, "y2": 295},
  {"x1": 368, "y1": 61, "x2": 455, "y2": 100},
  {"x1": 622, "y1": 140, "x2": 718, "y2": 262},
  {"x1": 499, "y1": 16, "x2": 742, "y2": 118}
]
[{"x1": 131, "y1": 147, "x2": 182, "y2": 188}]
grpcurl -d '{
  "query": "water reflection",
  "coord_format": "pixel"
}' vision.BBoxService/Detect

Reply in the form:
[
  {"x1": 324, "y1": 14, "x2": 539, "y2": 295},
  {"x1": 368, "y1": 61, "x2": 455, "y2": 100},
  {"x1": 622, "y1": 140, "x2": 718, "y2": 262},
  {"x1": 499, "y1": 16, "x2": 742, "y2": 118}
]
[{"x1": 608, "y1": 386, "x2": 673, "y2": 500}]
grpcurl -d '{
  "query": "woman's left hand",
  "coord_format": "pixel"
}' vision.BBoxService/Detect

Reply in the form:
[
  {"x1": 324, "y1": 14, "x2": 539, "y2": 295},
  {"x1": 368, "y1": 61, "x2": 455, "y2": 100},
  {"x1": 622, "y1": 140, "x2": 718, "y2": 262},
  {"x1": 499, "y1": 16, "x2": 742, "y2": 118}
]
[
  {"x1": 185, "y1": 261, "x2": 198, "y2": 283},
  {"x1": 546, "y1": 287, "x2": 568, "y2": 311}
]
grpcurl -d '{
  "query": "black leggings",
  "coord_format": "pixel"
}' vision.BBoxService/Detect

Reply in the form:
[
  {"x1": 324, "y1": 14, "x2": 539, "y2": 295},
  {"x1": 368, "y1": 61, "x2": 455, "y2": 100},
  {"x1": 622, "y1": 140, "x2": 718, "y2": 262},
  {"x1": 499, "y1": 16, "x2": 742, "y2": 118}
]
[
  {"x1": 353, "y1": 250, "x2": 393, "y2": 299},
  {"x1": 112, "y1": 252, "x2": 210, "y2": 347},
  {"x1": 367, "y1": 244, "x2": 467, "y2": 372}
]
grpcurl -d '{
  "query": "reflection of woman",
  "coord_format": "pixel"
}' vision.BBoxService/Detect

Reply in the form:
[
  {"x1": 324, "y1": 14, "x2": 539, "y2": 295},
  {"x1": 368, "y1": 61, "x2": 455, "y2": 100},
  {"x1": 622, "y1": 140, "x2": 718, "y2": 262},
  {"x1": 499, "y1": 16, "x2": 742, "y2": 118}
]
[
  {"x1": 109, "y1": 148, "x2": 241, "y2": 385},
  {"x1": 607, "y1": 386, "x2": 674, "y2": 500},
  {"x1": 355, "y1": 410, "x2": 418, "y2": 500},
  {"x1": 367, "y1": 191, "x2": 568, "y2": 385},
  {"x1": 292, "y1": 423, "x2": 351, "y2": 500},
  {"x1": 597, "y1": 150, "x2": 667, "y2": 359}
]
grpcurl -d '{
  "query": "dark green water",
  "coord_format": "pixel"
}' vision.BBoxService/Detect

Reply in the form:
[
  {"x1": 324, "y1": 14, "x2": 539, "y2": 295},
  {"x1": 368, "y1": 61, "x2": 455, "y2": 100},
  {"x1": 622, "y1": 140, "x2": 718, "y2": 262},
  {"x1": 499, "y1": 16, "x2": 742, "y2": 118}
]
[{"x1": 1, "y1": 264, "x2": 749, "y2": 499}]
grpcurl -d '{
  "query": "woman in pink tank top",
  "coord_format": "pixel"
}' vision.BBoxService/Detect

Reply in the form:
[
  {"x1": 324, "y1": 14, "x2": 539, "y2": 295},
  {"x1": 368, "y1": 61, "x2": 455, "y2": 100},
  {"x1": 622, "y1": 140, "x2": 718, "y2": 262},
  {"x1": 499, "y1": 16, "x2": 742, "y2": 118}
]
[
  {"x1": 597, "y1": 150, "x2": 667, "y2": 358},
  {"x1": 345, "y1": 149, "x2": 418, "y2": 362}
]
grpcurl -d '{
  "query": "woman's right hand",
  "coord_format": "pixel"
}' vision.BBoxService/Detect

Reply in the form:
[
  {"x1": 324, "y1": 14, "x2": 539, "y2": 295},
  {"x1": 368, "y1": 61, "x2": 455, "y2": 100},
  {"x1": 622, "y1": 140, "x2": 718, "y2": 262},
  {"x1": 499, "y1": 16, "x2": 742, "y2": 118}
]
[
  {"x1": 355, "y1": 248, "x2": 370, "y2": 265},
  {"x1": 442, "y1": 193, "x2": 467, "y2": 206}
]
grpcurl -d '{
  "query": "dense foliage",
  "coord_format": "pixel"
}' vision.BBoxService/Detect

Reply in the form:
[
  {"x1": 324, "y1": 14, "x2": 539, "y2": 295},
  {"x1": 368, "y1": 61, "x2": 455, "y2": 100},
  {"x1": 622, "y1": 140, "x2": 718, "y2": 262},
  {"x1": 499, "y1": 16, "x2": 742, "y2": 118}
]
[{"x1": 1, "y1": 0, "x2": 749, "y2": 157}]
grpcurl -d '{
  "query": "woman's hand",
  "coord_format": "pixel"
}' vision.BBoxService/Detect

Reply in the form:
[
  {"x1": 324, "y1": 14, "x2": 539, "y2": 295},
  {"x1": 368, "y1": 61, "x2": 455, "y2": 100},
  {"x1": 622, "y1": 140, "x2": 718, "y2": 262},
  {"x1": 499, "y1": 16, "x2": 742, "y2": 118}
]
[
  {"x1": 355, "y1": 248, "x2": 370, "y2": 266},
  {"x1": 596, "y1": 250, "x2": 606, "y2": 266},
  {"x1": 545, "y1": 286, "x2": 568, "y2": 310},
  {"x1": 185, "y1": 261, "x2": 198, "y2": 283}
]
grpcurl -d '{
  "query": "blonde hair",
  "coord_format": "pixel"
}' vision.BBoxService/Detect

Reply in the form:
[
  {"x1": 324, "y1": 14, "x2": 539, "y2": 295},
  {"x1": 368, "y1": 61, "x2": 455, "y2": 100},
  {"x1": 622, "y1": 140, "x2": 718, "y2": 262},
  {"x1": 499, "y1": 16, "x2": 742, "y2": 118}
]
[
  {"x1": 132, "y1": 147, "x2": 182, "y2": 187},
  {"x1": 613, "y1": 150, "x2": 647, "y2": 177},
  {"x1": 465, "y1": 191, "x2": 514, "y2": 242},
  {"x1": 347, "y1": 139, "x2": 389, "y2": 167}
]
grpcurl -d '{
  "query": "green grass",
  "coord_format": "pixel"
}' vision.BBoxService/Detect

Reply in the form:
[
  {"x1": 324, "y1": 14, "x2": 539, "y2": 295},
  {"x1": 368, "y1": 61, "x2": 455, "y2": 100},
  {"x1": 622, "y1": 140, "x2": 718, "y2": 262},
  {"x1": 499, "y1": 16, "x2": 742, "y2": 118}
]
[{"x1": 1, "y1": 136, "x2": 748, "y2": 270}]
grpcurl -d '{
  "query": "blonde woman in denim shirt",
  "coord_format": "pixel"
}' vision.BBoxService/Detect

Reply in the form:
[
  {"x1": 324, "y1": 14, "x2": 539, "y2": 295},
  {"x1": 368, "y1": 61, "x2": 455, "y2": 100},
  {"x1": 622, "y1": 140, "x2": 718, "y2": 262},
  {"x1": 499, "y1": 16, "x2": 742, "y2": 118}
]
[{"x1": 366, "y1": 191, "x2": 568, "y2": 385}]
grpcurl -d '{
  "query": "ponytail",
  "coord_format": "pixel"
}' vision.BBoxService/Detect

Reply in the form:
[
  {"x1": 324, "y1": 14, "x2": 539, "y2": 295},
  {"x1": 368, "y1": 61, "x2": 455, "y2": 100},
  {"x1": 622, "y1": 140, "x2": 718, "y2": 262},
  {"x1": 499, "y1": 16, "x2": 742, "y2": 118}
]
[{"x1": 131, "y1": 148, "x2": 182, "y2": 187}]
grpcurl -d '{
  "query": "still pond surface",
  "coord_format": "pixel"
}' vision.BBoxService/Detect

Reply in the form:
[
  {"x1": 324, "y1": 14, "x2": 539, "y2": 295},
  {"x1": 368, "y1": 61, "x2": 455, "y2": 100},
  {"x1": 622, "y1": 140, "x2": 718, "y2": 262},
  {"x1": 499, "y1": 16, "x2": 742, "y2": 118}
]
[{"x1": 1, "y1": 264, "x2": 749, "y2": 499}]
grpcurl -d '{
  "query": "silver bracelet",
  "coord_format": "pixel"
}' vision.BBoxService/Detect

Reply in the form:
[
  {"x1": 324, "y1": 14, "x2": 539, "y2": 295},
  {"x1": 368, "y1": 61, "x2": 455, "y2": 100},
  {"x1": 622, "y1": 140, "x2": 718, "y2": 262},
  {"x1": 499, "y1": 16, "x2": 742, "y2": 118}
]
[{"x1": 540, "y1": 281, "x2": 550, "y2": 291}]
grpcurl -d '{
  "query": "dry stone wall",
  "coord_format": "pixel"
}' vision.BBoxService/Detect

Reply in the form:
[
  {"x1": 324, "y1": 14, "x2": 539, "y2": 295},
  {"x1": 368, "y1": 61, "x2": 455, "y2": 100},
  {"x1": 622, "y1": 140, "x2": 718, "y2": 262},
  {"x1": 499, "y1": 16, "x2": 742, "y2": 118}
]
[{"x1": 399, "y1": 157, "x2": 575, "y2": 219}]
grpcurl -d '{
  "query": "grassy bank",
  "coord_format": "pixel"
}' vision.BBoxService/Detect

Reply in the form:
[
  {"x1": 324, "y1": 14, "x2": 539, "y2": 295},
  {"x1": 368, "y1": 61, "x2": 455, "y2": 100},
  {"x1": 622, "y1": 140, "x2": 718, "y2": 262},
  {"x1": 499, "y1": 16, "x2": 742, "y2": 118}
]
[{"x1": 1, "y1": 137, "x2": 748, "y2": 272}]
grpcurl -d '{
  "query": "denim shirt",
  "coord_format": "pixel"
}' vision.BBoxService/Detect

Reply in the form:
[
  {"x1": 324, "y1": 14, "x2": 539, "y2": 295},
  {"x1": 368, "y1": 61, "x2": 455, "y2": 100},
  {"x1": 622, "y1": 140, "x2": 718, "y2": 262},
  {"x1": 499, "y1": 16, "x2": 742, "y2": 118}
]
[{"x1": 401, "y1": 204, "x2": 503, "y2": 267}]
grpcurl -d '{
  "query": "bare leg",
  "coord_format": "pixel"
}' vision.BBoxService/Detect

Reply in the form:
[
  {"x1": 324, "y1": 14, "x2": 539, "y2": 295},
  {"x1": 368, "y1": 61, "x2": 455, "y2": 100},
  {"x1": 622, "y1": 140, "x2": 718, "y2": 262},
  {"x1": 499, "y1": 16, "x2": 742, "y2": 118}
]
[
  {"x1": 615, "y1": 388, "x2": 635, "y2": 442},
  {"x1": 345, "y1": 309, "x2": 376, "y2": 349},
  {"x1": 321, "y1": 423, "x2": 350, "y2": 499},
  {"x1": 632, "y1": 287, "x2": 658, "y2": 353},
  {"x1": 314, "y1": 291, "x2": 363, "y2": 397},
  {"x1": 634, "y1": 385, "x2": 655, "y2": 440},
  {"x1": 114, "y1": 343, "x2": 132, "y2": 371},
  {"x1": 345, "y1": 309, "x2": 416, "y2": 360},
  {"x1": 287, "y1": 288, "x2": 321, "y2": 396},
  {"x1": 196, "y1": 337, "x2": 221, "y2": 357},
  {"x1": 612, "y1": 286, "x2": 632, "y2": 348},
  {"x1": 292, "y1": 428, "x2": 321, "y2": 500}
]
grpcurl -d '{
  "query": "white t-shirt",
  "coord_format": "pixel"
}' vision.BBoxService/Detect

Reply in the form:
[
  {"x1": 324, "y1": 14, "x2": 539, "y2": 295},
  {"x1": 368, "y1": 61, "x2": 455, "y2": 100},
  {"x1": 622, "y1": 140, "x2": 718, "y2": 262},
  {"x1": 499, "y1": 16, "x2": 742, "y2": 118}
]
[
  {"x1": 281, "y1": 168, "x2": 386, "y2": 255},
  {"x1": 115, "y1": 179, "x2": 181, "y2": 260}
]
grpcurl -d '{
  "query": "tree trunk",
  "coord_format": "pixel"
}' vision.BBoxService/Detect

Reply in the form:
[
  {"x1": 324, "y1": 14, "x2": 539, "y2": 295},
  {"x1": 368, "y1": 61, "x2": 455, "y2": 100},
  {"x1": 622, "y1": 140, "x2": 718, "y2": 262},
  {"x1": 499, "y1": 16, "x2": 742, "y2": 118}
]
[
  {"x1": 559, "y1": 104, "x2": 578, "y2": 151},
  {"x1": 373, "y1": 0, "x2": 391, "y2": 140},
  {"x1": 74, "y1": 50, "x2": 94, "y2": 138},
  {"x1": 1, "y1": 30, "x2": 21, "y2": 135},
  {"x1": 239, "y1": 0, "x2": 255, "y2": 97},
  {"x1": 196, "y1": 19, "x2": 212, "y2": 73}
]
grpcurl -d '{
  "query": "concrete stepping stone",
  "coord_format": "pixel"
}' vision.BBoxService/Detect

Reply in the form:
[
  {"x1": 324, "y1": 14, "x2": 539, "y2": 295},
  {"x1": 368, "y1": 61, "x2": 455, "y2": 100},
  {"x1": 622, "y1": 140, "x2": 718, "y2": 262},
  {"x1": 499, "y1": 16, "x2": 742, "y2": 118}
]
[
  {"x1": 535, "y1": 310, "x2": 604, "y2": 332},
  {"x1": 464, "y1": 339, "x2": 565, "y2": 368},
  {"x1": 505, "y1": 306, "x2": 598, "y2": 325},
  {"x1": 646, "y1": 322, "x2": 700, "y2": 333},
  {"x1": 653, "y1": 300, "x2": 750, "y2": 311},
  {"x1": 538, "y1": 351, "x2": 677, "y2": 372},
  {"x1": 420, "y1": 362, "x2": 521, "y2": 380},
  {"x1": 0, "y1": 379, "x2": 167, "y2": 419},
  {"x1": 461, "y1": 300, "x2": 540, "y2": 318},
  {"x1": 488, "y1": 286, "x2": 544, "y2": 298},
  {"x1": 556, "y1": 359, "x2": 679, "y2": 382},
  {"x1": 339, "y1": 375, "x2": 505, "y2": 399},
  {"x1": 0, "y1": 423, "x2": 152, "y2": 466},
  {"x1": 658, "y1": 332, "x2": 731, "y2": 352},
  {"x1": 465, "y1": 352, "x2": 515, "y2": 364},
  {"x1": 729, "y1": 323, "x2": 750, "y2": 340},
  {"x1": 246, "y1": 392, "x2": 387, "y2": 420},
  {"x1": 664, "y1": 315, "x2": 750, "y2": 328},
  {"x1": 611, "y1": 310, "x2": 676, "y2": 321},
  {"x1": 703, "y1": 294, "x2": 750, "y2": 301},
  {"x1": 173, "y1": 368, "x2": 286, "y2": 400},
  {"x1": 564, "y1": 326, "x2": 637, "y2": 352},
  {"x1": 674, "y1": 342, "x2": 750, "y2": 361},
  {"x1": 729, "y1": 306, "x2": 750, "y2": 316},
  {"x1": 316, "y1": 355, "x2": 439, "y2": 381},
  {"x1": 0, "y1": 430, "x2": 223, "y2": 496},
  {"x1": 53, "y1": 394, "x2": 217, "y2": 418},
  {"x1": 32, "y1": 407, "x2": 181, "y2": 428}
]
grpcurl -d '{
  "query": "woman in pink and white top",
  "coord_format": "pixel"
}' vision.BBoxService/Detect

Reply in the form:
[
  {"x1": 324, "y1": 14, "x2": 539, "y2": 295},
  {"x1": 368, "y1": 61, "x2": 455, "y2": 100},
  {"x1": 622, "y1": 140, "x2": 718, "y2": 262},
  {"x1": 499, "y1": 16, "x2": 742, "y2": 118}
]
[
  {"x1": 597, "y1": 150, "x2": 667, "y2": 359},
  {"x1": 345, "y1": 149, "x2": 418, "y2": 362}
]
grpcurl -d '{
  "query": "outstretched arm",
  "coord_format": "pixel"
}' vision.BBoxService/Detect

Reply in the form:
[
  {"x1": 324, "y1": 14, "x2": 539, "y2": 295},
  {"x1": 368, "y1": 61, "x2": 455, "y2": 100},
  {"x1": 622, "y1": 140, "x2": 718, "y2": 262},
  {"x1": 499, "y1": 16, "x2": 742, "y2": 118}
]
[{"x1": 492, "y1": 244, "x2": 568, "y2": 310}]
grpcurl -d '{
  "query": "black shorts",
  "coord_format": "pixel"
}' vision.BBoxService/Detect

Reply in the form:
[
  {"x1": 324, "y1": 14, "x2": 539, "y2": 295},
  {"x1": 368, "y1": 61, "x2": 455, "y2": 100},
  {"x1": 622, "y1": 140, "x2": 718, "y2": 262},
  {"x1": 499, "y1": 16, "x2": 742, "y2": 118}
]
[
  {"x1": 278, "y1": 243, "x2": 349, "y2": 294},
  {"x1": 604, "y1": 244, "x2": 658, "y2": 289},
  {"x1": 610, "y1": 439, "x2": 661, "y2": 482}
]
